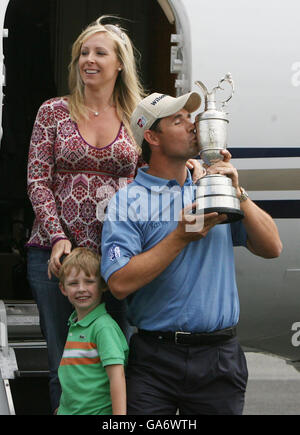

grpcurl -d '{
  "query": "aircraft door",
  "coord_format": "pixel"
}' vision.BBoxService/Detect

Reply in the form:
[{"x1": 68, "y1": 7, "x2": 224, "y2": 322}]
[{"x1": 160, "y1": 0, "x2": 192, "y2": 96}]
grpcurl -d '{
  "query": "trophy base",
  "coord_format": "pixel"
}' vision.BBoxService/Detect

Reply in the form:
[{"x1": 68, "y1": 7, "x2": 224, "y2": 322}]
[
  {"x1": 195, "y1": 174, "x2": 244, "y2": 224},
  {"x1": 196, "y1": 206, "x2": 244, "y2": 224}
]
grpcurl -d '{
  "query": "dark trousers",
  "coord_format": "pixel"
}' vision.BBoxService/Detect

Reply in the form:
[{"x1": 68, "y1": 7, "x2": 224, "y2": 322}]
[
  {"x1": 27, "y1": 247, "x2": 132, "y2": 412},
  {"x1": 126, "y1": 333, "x2": 248, "y2": 415}
]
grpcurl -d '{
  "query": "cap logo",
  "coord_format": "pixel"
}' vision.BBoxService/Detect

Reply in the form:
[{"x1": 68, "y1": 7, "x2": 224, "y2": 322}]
[
  {"x1": 151, "y1": 94, "x2": 167, "y2": 106},
  {"x1": 137, "y1": 115, "x2": 147, "y2": 128}
]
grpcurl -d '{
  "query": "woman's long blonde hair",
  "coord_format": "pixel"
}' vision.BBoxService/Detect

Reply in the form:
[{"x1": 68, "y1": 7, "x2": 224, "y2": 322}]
[{"x1": 68, "y1": 16, "x2": 145, "y2": 141}]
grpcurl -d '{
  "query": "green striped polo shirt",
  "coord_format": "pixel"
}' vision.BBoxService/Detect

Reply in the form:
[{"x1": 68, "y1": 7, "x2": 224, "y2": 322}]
[{"x1": 57, "y1": 303, "x2": 128, "y2": 415}]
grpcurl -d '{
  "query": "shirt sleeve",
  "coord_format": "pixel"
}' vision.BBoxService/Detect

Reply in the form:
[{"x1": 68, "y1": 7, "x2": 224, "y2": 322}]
[
  {"x1": 27, "y1": 100, "x2": 68, "y2": 246},
  {"x1": 101, "y1": 189, "x2": 144, "y2": 282},
  {"x1": 230, "y1": 220, "x2": 248, "y2": 247},
  {"x1": 96, "y1": 325, "x2": 128, "y2": 367}
]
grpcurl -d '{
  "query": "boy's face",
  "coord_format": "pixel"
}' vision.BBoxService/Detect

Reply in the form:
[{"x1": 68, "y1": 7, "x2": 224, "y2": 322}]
[{"x1": 59, "y1": 268, "x2": 102, "y2": 320}]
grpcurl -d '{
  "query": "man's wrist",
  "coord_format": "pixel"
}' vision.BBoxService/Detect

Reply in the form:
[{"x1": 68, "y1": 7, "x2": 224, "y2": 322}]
[
  {"x1": 170, "y1": 228, "x2": 190, "y2": 251},
  {"x1": 237, "y1": 186, "x2": 249, "y2": 203}
]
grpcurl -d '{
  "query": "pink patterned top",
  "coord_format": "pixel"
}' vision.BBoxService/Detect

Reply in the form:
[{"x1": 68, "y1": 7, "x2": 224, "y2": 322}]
[{"x1": 27, "y1": 97, "x2": 143, "y2": 252}]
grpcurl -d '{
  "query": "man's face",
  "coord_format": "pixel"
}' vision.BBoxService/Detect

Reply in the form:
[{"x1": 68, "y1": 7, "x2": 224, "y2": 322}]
[{"x1": 153, "y1": 109, "x2": 198, "y2": 160}]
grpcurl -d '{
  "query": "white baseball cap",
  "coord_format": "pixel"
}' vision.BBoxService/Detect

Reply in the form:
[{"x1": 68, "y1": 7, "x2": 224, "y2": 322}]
[{"x1": 130, "y1": 92, "x2": 201, "y2": 147}]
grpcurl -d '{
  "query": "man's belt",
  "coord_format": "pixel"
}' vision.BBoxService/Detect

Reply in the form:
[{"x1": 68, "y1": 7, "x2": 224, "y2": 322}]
[{"x1": 138, "y1": 326, "x2": 237, "y2": 345}]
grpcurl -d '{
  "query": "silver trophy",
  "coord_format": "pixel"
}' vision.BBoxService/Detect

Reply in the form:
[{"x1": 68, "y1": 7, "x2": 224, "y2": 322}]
[{"x1": 194, "y1": 73, "x2": 244, "y2": 223}]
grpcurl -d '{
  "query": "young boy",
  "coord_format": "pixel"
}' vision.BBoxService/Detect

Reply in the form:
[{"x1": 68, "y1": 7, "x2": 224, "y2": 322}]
[{"x1": 56, "y1": 247, "x2": 128, "y2": 415}]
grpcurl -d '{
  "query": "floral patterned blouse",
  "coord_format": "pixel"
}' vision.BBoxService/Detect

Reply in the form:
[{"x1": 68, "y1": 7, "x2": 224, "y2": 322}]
[{"x1": 27, "y1": 97, "x2": 143, "y2": 252}]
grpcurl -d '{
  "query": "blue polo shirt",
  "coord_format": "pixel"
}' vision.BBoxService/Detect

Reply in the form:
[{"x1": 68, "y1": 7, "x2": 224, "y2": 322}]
[{"x1": 101, "y1": 167, "x2": 247, "y2": 333}]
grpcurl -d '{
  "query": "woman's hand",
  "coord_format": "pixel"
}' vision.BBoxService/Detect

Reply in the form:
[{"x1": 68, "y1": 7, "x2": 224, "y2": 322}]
[
  {"x1": 186, "y1": 158, "x2": 206, "y2": 183},
  {"x1": 48, "y1": 239, "x2": 72, "y2": 279}
]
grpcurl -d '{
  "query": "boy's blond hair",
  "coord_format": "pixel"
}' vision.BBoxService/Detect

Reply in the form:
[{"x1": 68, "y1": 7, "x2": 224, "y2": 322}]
[{"x1": 59, "y1": 247, "x2": 106, "y2": 291}]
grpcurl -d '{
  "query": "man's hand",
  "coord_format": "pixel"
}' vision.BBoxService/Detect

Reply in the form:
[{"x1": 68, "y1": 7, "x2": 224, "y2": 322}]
[
  {"x1": 48, "y1": 239, "x2": 72, "y2": 279},
  {"x1": 174, "y1": 203, "x2": 227, "y2": 244}
]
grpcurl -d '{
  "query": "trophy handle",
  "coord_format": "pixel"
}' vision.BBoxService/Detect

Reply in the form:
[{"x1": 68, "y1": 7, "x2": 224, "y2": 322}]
[
  {"x1": 195, "y1": 74, "x2": 234, "y2": 111},
  {"x1": 218, "y1": 73, "x2": 234, "y2": 109},
  {"x1": 195, "y1": 80, "x2": 208, "y2": 99}
]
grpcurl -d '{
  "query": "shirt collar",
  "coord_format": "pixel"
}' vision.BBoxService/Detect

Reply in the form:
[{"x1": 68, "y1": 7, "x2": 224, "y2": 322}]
[
  {"x1": 135, "y1": 166, "x2": 193, "y2": 192},
  {"x1": 68, "y1": 302, "x2": 107, "y2": 327}
]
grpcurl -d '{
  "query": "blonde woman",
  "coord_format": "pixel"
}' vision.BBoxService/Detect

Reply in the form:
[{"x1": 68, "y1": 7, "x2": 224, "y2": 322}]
[{"x1": 26, "y1": 16, "x2": 145, "y2": 413}]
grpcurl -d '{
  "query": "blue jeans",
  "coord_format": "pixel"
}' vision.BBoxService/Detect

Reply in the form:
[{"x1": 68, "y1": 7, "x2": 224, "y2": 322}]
[{"x1": 27, "y1": 247, "x2": 132, "y2": 412}]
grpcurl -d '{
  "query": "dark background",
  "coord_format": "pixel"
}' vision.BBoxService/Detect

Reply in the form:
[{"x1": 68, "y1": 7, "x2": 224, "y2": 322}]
[{"x1": 0, "y1": 0, "x2": 175, "y2": 300}]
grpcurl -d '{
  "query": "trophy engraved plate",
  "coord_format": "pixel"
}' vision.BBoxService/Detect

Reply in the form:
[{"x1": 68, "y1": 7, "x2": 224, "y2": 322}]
[{"x1": 195, "y1": 73, "x2": 244, "y2": 223}]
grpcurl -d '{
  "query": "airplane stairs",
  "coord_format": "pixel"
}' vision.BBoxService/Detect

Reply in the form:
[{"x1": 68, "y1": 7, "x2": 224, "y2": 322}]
[{"x1": 0, "y1": 300, "x2": 51, "y2": 414}]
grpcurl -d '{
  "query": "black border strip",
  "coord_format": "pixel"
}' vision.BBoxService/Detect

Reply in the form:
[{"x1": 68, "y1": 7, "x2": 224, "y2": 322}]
[
  {"x1": 254, "y1": 200, "x2": 300, "y2": 218},
  {"x1": 229, "y1": 148, "x2": 300, "y2": 159}
]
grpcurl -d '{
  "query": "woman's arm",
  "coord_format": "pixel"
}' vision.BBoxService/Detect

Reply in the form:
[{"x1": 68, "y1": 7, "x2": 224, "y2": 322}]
[
  {"x1": 186, "y1": 158, "x2": 206, "y2": 182},
  {"x1": 27, "y1": 100, "x2": 68, "y2": 247}
]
